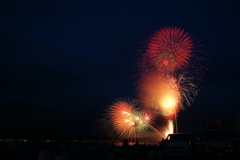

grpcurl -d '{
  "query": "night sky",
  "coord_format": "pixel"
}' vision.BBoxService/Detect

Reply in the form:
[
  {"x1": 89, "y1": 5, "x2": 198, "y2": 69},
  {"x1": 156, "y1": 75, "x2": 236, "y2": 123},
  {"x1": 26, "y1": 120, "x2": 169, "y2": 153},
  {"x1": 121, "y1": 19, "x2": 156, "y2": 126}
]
[{"x1": 1, "y1": 0, "x2": 240, "y2": 137}]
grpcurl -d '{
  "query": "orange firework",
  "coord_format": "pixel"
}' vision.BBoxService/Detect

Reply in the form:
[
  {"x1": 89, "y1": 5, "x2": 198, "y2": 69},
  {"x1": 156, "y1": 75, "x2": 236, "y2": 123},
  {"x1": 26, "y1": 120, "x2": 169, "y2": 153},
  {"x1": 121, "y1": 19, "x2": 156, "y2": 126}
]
[
  {"x1": 136, "y1": 73, "x2": 198, "y2": 115},
  {"x1": 101, "y1": 97, "x2": 160, "y2": 140},
  {"x1": 136, "y1": 72, "x2": 180, "y2": 120}
]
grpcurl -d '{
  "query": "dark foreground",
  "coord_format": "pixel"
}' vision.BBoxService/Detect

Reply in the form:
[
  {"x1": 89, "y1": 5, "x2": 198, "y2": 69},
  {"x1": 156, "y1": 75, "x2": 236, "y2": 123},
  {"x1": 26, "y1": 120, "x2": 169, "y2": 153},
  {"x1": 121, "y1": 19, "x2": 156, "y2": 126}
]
[{"x1": 1, "y1": 139, "x2": 240, "y2": 160}]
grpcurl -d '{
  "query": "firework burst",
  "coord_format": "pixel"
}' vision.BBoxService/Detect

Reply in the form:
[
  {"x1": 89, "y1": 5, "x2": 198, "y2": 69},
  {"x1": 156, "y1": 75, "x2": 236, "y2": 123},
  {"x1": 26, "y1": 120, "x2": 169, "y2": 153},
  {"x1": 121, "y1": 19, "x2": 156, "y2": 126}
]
[
  {"x1": 136, "y1": 71, "x2": 198, "y2": 120},
  {"x1": 101, "y1": 97, "x2": 159, "y2": 140},
  {"x1": 137, "y1": 27, "x2": 194, "y2": 76},
  {"x1": 136, "y1": 73, "x2": 180, "y2": 119},
  {"x1": 100, "y1": 26, "x2": 207, "y2": 139}
]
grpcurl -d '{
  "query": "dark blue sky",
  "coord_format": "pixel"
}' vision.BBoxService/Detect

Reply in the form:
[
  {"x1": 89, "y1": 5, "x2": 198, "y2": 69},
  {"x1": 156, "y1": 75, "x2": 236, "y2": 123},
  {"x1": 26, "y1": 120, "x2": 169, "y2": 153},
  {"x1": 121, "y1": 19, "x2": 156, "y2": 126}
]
[{"x1": 0, "y1": 0, "x2": 240, "y2": 136}]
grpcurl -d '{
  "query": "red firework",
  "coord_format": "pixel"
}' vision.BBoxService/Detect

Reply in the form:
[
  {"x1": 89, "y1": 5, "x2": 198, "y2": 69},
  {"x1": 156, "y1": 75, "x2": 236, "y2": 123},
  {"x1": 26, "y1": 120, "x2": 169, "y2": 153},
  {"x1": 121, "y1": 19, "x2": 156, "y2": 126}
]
[{"x1": 138, "y1": 27, "x2": 194, "y2": 75}]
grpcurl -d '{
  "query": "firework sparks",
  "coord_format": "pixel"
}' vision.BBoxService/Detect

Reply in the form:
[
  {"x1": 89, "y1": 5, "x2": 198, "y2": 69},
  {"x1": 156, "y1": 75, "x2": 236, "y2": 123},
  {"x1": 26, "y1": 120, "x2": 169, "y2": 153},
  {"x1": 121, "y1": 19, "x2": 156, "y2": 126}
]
[
  {"x1": 135, "y1": 27, "x2": 201, "y2": 120},
  {"x1": 137, "y1": 27, "x2": 194, "y2": 75},
  {"x1": 177, "y1": 74, "x2": 198, "y2": 109},
  {"x1": 101, "y1": 97, "x2": 160, "y2": 140},
  {"x1": 100, "y1": 26, "x2": 207, "y2": 140}
]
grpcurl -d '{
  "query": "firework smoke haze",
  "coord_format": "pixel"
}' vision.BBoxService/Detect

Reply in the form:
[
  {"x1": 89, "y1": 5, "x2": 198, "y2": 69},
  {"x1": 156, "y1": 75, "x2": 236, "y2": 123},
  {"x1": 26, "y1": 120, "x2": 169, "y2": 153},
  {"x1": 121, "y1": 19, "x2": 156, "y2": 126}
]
[{"x1": 136, "y1": 72, "x2": 180, "y2": 120}]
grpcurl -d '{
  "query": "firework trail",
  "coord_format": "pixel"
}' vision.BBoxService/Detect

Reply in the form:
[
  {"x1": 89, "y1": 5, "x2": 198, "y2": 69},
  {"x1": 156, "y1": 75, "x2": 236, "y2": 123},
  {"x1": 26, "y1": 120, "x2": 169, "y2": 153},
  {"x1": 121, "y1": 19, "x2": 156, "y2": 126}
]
[
  {"x1": 163, "y1": 120, "x2": 174, "y2": 138},
  {"x1": 177, "y1": 74, "x2": 198, "y2": 109},
  {"x1": 101, "y1": 97, "x2": 160, "y2": 140}
]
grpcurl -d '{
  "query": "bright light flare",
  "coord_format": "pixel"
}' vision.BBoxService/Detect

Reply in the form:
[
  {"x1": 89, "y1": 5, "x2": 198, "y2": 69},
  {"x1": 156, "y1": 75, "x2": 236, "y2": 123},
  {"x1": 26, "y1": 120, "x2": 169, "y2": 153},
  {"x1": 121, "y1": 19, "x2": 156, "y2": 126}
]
[
  {"x1": 164, "y1": 120, "x2": 174, "y2": 138},
  {"x1": 161, "y1": 96, "x2": 177, "y2": 109},
  {"x1": 136, "y1": 73, "x2": 180, "y2": 119}
]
